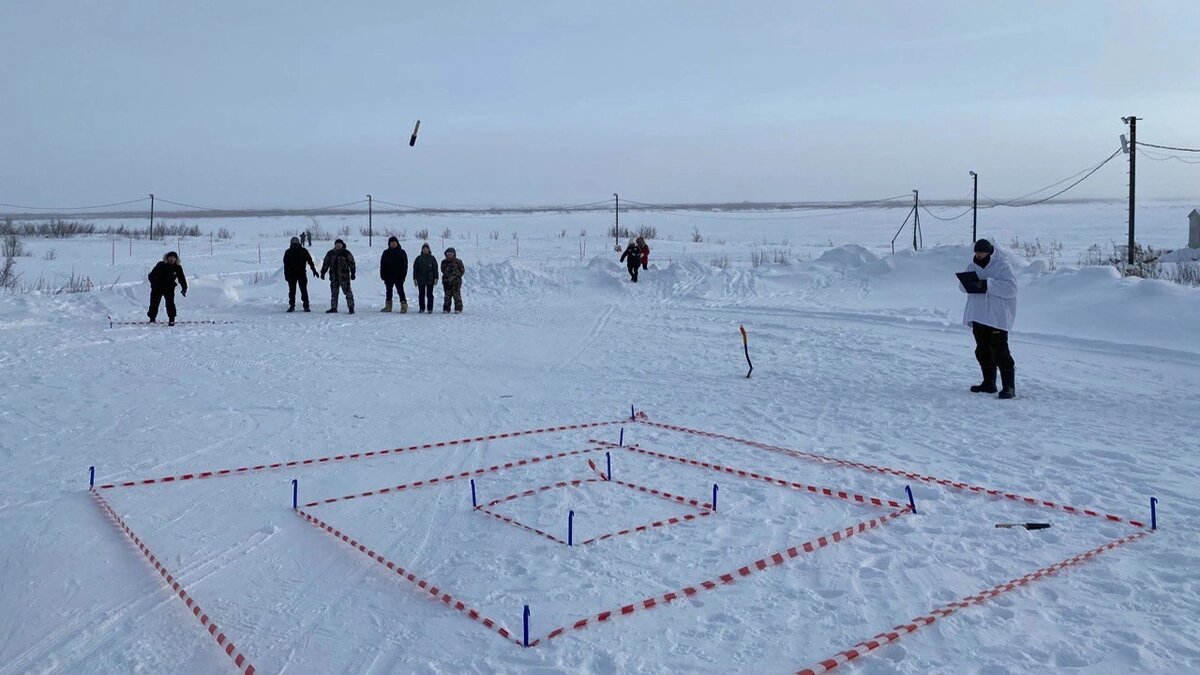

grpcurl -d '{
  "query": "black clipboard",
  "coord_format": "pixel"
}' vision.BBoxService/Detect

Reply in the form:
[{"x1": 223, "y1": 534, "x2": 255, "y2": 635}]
[{"x1": 956, "y1": 271, "x2": 987, "y2": 294}]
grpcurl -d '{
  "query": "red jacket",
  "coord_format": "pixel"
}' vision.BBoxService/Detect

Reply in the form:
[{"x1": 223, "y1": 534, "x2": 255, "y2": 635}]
[{"x1": 639, "y1": 243, "x2": 650, "y2": 269}]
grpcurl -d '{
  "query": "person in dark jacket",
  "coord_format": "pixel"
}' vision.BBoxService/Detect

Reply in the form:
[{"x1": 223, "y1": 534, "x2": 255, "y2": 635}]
[
  {"x1": 379, "y1": 236, "x2": 409, "y2": 313},
  {"x1": 412, "y1": 243, "x2": 439, "y2": 313},
  {"x1": 283, "y1": 236, "x2": 319, "y2": 312},
  {"x1": 619, "y1": 239, "x2": 642, "y2": 282},
  {"x1": 441, "y1": 247, "x2": 466, "y2": 313},
  {"x1": 636, "y1": 236, "x2": 650, "y2": 270},
  {"x1": 147, "y1": 251, "x2": 188, "y2": 325},
  {"x1": 320, "y1": 239, "x2": 356, "y2": 314}
]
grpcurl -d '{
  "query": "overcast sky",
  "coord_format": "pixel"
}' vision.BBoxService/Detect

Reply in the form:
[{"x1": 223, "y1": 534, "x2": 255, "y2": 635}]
[{"x1": 3, "y1": 1, "x2": 1199, "y2": 208}]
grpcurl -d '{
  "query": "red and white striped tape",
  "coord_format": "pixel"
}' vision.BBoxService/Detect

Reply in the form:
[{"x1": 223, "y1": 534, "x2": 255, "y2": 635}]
[
  {"x1": 97, "y1": 419, "x2": 622, "y2": 490},
  {"x1": 478, "y1": 472, "x2": 714, "y2": 546},
  {"x1": 296, "y1": 508, "x2": 522, "y2": 645},
  {"x1": 535, "y1": 507, "x2": 911, "y2": 645},
  {"x1": 309, "y1": 446, "x2": 605, "y2": 507},
  {"x1": 599, "y1": 441, "x2": 903, "y2": 510},
  {"x1": 796, "y1": 529, "x2": 1151, "y2": 674},
  {"x1": 90, "y1": 489, "x2": 256, "y2": 674},
  {"x1": 637, "y1": 420, "x2": 1145, "y2": 528}
]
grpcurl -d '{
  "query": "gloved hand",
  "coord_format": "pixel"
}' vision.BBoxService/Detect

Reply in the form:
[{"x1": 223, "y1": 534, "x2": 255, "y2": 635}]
[
  {"x1": 351, "y1": 273, "x2": 356, "y2": 281},
  {"x1": 320, "y1": 273, "x2": 326, "y2": 280},
  {"x1": 181, "y1": 289, "x2": 187, "y2": 297}
]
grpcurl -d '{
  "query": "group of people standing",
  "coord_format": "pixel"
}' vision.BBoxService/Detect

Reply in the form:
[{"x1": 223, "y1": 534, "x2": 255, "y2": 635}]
[{"x1": 282, "y1": 237, "x2": 466, "y2": 314}]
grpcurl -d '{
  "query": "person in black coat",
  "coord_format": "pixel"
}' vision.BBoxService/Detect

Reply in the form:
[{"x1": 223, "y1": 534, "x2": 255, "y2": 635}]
[
  {"x1": 379, "y1": 236, "x2": 409, "y2": 313},
  {"x1": 147, "y1": 251, "x2": 187, "y2": 324},
  {"x1": 411, "y1": 243, "x2": 439, "y2": 313},
  {"x1": 283, "y1": 236, "x2": 319, "y2": 312},
  {"x1": 619, "y1": 239, "x2": 642, "y2": 282}
]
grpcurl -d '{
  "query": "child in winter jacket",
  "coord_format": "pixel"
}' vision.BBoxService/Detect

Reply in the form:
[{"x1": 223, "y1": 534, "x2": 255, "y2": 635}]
[
  {"x1": 636, "y1": 236, "x2": 650, "y2": 269},
  {"x1": 441, "y1": 247, "x2": 466, "y2": 313}
]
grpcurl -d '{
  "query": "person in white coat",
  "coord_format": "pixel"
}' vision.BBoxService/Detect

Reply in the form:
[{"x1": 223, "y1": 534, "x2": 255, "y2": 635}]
[{"x1": 960, "y1": 239, "x2": 1018, "y2": 398}]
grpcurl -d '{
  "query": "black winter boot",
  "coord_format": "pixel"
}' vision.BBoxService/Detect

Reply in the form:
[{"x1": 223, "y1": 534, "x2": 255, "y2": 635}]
[
  {"x1": 970, "y1": 382, "x2": 998, "y2": 394},
  {"x1": 998, "y1": 369, "x2": 1016, "y2": 399}
]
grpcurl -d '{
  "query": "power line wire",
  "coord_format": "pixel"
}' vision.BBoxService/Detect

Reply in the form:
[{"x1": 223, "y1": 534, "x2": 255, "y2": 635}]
[
  {"x1": 0, "y1": 197, "x2": 150, "y2": 211},
  {"x1": 1137, "y1": 148, "x2": 1200, "y2": 165},
  {"x1": 1139, "y1": 141, "x2": 1200, "y2": 153},
  {"x1": 979, "y1": 148, "x2": 1122, "y2": 207}
]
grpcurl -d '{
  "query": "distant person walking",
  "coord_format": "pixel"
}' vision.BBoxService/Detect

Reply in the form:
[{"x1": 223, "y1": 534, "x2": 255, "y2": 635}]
[
  {"x1": 441, "y1": 247, "x2": 465, "y2": 313},
  {"x1": 147, "y1": 251, "x2": 187, "y2": 325},
  {"x1": 412, "y1": 243, "x2": 438, "y2": 313},
  {"x1": 960, "y1": 239, "x2": 1018, "y2": 399},
  {"x1": 637, "y1": 235, "x2": 650, "y2": 270},
  {"x1": 379, "y1": 236, "x2": 409, "y2": 313},
  {"x1": 320, "y1": 238, "x2": 356, "y2": 314},
  {"x1": 619, "y1": 239, "x2": 642, "y2": 282},
  {"x1": 283, "y1": 236, "x2": 318, "y2": 312}
]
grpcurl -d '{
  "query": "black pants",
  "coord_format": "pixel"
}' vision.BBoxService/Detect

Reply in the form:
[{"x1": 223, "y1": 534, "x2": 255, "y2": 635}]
[
  {"x1": 418, "y1": 283, "x2": 435, "y2": 311},
  {"x1": 148, "y1": 287, "x2": 176, "y2": 321},
  {"x1": 627, "y1": 263, "x2": 639, "y2": 282},
  {"x1": 972, "y1": 322, "x2": 1015, "y2": 389},
  {"x1": 385, "y1": 280, "x2": 407, "y2": 303},
  {"x1": 287, "y1": 276, "x2": 310, "y2": 309}
]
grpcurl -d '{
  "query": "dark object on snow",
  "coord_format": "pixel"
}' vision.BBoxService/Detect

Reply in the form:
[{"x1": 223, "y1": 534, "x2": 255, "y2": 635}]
[
  {"x1": 995, "y1": 523, "x2": 1051, "y2": 530},
  {"x1": 740, "y1": 324, "x2": 753, "y2": 378},
  {"x1": 974, "y1": 238, "x2": 995, "y2": 254},
  {"x1": 956, "y1": 271, "x2": 987, "y2": 294}
]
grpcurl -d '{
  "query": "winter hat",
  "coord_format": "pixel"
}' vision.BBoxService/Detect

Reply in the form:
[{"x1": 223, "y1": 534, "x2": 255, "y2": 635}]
[
  {"x1": 388, "y1": 236, "x2": 399, "y2": 245},
  {"x1": 335, "y1": 238, "x2": 346, "y2": 247},
  {"x1": 445, "y1": 247, "x2": 456, "y2": 255},
  {"x1": 164, "y1": 251, "x2": 179, "y2": 261},
  {"x1": 290, "y1": 236, "x2": 300, "y2": 245},
  {"x1": 973, "y1": 239, "x2": 995, "y2": 254},
  {"x1": 421, "y1": 243, "x2": 431, "y2": 252}
]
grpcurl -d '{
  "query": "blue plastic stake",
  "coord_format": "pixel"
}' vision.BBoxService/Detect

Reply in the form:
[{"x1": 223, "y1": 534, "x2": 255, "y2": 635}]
[
  {"x1": 606, "y1": 452, "x2": 611, "y2": 480},
  {"x1": 712, "y1": 484, "x2": 718, "y2": 511},
  {"x1": 619, "y1": 427, "x2": 624, "y2": 446},
  {"x1": 905, "y1": 485, "x2": 916, "y2": 514},
  {"x1": 1151, "y1": 497, "x2": 1158, "y2": 530},
  {"x1": 630, "y1": 404, "x2": 635, "y2": 420},
  {"x1": 291, "y1": 479, "x2": 298, "y2": 509},
  {"x1": 471, "y1": 479, "x2": 477, "y2": 508},
  {"x1": 89, "y1": 465, "x2": 95, "y2": 489},
  {"x1": 568, "y1": 510, "x2": 575, "y2": 546},
  {"x1": 523, "y1": 605, "x2": 530, "y2": 647}
]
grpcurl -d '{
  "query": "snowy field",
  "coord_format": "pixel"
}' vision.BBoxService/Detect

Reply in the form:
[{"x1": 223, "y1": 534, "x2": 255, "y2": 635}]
[{"x1": 1, "y1": 202, "x2": 1199, "y2": 674}]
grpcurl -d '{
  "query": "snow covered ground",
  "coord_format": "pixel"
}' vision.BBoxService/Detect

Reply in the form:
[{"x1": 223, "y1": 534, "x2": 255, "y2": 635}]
[{"x1": 1, "y1": 202, "x2": 1198, "y2": 674}]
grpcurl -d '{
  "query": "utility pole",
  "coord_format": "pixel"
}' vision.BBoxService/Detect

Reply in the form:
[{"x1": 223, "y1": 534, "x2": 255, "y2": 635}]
[
  {"x1": 148, "y1": 193, "x2": 155, "y2": 240},
  {"x1": 613, "y1": 193, "x2": 620, "y2": 251},
  {"x1": 969, "y1": 171, "x2": 978, "y2": 243},
  {"x1": 1122, "y1": 116, "x2": 1140, "y2": 265},
  {"x1": 911, "y1": 190, "x2": 922, "y2": 251},
  {"x1": 367, "y1": 194, "x2": 373, "y2": 248}
]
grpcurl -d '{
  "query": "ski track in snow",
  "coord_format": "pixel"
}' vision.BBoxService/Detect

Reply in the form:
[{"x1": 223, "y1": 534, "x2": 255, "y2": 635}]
[{"x1": 1, "y1": 213, "x2": 1198, "y2": 674}]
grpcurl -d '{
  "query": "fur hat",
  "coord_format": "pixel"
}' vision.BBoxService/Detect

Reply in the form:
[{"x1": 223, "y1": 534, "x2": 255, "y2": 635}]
[
  {"x1": 973, "y1": 239, "x2": 995, "y2": 254},
  {"x1": 164, "y1": 251, "x2": 179, "y2": 261},
  {"x1": 334, "y1": 238, "x2": 346, "y2": 247},
  {"x1": 445, "y1": 247, "x2": 456, "y2": 256}
]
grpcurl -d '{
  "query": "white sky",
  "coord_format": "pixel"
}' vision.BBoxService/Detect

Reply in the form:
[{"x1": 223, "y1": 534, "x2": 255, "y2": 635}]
[{"x1": 2, "y1": 1, "x2": 1199, "y2": 208}]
